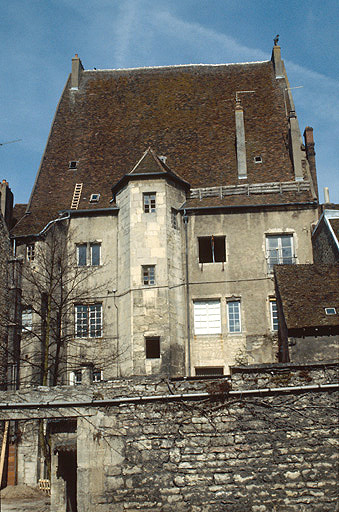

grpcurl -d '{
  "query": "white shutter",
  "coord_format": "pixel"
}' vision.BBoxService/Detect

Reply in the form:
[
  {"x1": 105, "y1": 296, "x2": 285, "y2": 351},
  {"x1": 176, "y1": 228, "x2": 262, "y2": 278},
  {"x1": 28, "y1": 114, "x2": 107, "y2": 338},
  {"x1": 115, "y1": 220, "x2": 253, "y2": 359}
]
[{"x1": 194, "y1": 300, "x2": 221, "y2": 334}]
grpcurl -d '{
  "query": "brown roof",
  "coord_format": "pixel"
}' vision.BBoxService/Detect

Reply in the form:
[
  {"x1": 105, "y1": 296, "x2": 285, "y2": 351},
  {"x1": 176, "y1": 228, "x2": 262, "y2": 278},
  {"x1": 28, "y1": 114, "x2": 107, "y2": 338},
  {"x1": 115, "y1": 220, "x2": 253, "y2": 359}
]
[
  {"x1": 12, "y1": 59, "x2": 313, "y2": 236},
  {"x1": 274, "y1": 264, "x2": 339, "y2": 331}
]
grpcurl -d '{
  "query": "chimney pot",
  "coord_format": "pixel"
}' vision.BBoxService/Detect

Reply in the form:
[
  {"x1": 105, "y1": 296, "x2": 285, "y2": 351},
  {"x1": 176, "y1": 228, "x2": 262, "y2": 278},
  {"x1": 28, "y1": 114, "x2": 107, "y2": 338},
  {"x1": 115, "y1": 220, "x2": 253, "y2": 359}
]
[{"x1": 324, "y1": 187, "x2": 330, "y2": 204}]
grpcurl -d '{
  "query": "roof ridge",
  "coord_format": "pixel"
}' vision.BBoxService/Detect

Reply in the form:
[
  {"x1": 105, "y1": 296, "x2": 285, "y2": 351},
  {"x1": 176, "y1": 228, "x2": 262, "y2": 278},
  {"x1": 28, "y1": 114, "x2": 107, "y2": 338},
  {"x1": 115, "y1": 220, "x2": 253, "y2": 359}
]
[{"x1": 83, "y1": 61, "x2": 270, "y2": 73}]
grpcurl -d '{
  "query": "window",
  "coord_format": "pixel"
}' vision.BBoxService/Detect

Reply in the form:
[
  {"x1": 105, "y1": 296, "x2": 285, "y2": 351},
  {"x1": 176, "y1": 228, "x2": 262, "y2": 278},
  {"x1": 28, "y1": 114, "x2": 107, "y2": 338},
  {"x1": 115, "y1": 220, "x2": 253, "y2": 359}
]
[
  {"x1": 171, "y1": 208, "x2": 178, "y2": 229},
  {"x1": 254, "y1": 156, "x2": 262, "y2": 163},
  {"x1": 194, "y1": 300, "x2": 221, "y2": 335},
  {"x1": 22, "y1": 307, "x2": 33, "y2": 332},
  {"x1": 93, "y1": 369, "x2": 103, "y2": 382},
  {"x1": 70, "y1": 370, "x2": 83, "y2": 385},
  {"x1": 145, "y1": 337, "x2": 160, "y2": 358},
  {"x1": 26, "y1": 244, "x2": 35, "y2": 262},
  {"x1": 227, "y1": 301, "x2": 241, "y2": 333},
  {"x1": 90, "y1": 193, "x2": 100, "y2": 203},
  {"x1": 198, "y1": 236, "x2": 226, "y2": 263},
  {"x1": 270, "y1": 299, "x2": 278, "y2": 331},
  {"x1": 69, "y1": 161, "x2": 78, "y2": 170},
  {"x1": 143, "y1": 193, "x2": 156, "y2": 213},
  {"x1": 76, "y1": 243, "x2": 101, "y2": 266},
  {"x1": 142, "y1": 265, "x2": 155, "y2": 286},
  {"x1": 325, "y1": 307, "x2": 336, "y2": 315},
  {"x1": 75, "y1": 304, "x2": 102, "y2": 338},
  {"x1": 266, "y1": 235, "x2": 294, "y2": 272},
  {"x1": 195, "y1": 367, "x2": 224, "y2": 376}
]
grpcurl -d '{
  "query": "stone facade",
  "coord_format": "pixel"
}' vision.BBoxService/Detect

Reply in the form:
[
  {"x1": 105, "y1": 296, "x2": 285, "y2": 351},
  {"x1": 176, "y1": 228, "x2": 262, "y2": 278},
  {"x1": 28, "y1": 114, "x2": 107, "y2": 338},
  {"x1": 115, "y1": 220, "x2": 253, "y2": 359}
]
[{"x1": 312, "y1": 209, "x2": 339, "y2": 264}]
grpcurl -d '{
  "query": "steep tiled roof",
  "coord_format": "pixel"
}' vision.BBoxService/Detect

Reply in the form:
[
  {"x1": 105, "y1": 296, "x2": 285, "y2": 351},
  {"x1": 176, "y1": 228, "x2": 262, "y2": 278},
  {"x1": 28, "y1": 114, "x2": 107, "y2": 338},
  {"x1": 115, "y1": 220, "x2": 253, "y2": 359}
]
[
  {"x1": 274, "y1": 265, "x2": 339, "y2": 331},
  {"x1": 13, "y1": 59, "x2": 314, "y2": 236},
  {"x1": 329, "y1": 219, "x2": 339, "y2": 244}
]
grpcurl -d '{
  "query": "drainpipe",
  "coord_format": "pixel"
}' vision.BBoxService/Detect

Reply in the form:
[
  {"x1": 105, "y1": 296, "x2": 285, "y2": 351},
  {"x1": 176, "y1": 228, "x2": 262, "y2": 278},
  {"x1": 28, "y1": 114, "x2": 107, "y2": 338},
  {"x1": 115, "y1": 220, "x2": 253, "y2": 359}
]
[
  {"x1": 113, "y1": 290, "x2": 119, "y2": 377},
  {"x1": 183, "y1": 210, "x2": 191, "y2": 376}
]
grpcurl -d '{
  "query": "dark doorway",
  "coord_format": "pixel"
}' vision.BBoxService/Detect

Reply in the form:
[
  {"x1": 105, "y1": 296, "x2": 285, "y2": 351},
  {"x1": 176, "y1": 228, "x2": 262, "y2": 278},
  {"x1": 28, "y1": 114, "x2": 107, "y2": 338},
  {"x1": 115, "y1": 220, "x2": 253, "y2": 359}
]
[{"x1": 58, "y1": 450, "x2": 77, "y2": 512}]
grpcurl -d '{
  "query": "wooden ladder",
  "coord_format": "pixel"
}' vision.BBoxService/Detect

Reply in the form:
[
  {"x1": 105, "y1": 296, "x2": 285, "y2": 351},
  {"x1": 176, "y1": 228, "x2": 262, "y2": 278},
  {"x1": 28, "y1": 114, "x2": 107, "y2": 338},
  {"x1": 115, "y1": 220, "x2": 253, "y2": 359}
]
[{"x1": 70, "y1": 183, "x2": 83, "y2": 209}]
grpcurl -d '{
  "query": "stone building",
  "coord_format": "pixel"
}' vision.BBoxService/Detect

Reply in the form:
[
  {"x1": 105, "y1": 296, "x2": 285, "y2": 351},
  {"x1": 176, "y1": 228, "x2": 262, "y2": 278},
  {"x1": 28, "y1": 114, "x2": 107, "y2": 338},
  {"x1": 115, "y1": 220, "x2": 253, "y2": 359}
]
[
  {"x1": 274, "y1": 264, "x2": 339, "y2": 362},
  {"x1": 10, "y1": 43, "x2": 320, "y2": 386}
]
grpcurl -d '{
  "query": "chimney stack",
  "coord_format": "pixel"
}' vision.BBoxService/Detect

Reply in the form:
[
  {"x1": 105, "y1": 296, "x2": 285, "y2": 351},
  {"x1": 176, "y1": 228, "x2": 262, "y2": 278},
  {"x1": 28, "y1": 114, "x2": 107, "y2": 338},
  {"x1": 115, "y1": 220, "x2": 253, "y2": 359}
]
[
  {"x1": 0, "y1": 180, "x2": 13, "y2": 228},
  {"x1": 271, "y1": 45, "x2": 284, "y2": 79},
  {"x1": 71, "y1": 53, "x2": 84, "y2": 90},
  {"x1": 303, "y1": 126, "x2": 318, "y2": 199},
  {"x1": 235, "y1": 100, "x2": 247, "y2": 180}
]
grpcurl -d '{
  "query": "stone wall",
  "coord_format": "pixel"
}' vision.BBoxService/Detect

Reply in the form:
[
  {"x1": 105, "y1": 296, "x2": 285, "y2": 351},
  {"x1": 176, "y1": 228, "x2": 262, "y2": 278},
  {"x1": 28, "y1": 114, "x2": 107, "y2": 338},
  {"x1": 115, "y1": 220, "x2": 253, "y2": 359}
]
[{"x1": 1, "y1": 363, "x2": 337, "y2": 511}]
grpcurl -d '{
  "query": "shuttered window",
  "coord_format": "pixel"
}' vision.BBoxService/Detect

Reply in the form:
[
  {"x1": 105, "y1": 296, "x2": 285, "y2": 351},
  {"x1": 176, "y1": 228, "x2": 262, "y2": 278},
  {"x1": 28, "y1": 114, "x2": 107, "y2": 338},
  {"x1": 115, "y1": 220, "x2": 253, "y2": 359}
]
[{"x1": 193, "y1": 300, "x2": 221, "y2": 334}]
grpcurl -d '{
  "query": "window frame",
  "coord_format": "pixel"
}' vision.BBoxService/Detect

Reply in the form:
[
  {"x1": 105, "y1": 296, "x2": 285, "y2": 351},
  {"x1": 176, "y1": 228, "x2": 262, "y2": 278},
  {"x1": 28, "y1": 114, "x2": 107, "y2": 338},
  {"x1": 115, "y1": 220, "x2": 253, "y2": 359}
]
[
  {"x1": 75, "y1": 304, "x2": 102, "y2": 338},
  {"x1": 227, "y1": 300, "x2": 242, "y2": 334},
  {"x1": 143, "y1": 192, "x2": 156, "y2": 213},
  {"x1": 142, "y1": 265, "x2": 155, "y2": 286},
  {"x1": 76, "y1": 242, "x2": 101, "y2": 267},
  {"x1": 22, "y1": 307, "x2": 33, "y2": 332},
  {"x1": 26, "y1": 244, "x2": 35, "y2": 262},
  {"x1": 198, "y1": 236, "x2": 226, "y2": 263},
  {"x1": 193, "y1": 299, "x2": 222, "y2": 335},
  {"x1": 270, "y1": 298, "x2": 279, "y2": 331},
  {"x1": 266, "y1": 234, "x2": 294, "y2": 273}
]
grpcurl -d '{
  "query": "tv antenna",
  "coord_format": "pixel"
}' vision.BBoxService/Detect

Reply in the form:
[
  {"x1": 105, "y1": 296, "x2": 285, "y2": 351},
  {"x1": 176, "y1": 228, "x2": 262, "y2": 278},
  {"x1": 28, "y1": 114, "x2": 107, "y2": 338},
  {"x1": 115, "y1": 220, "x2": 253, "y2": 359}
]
[{"x1": 0, "y1": 139, "x2": 22, "y2": 146}]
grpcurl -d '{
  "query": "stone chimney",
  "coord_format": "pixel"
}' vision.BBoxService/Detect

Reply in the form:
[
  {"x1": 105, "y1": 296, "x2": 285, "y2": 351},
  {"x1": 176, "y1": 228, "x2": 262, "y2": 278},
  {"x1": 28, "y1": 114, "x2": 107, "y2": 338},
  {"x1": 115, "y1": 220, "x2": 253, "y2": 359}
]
[
  {"x1": 303, "y1": 126, "x2": 318, "y2": 199},
  {"x1": 0, "y1": 180, "x2": 13, "y2": 228},
  {"x1": 271, "y1": 45, "x2": 284, "y2": 79},
  {"x1": 235, "y1": 100, "x2": 247, "y2": 180},
  {"x1": 71, "y1": 54, "x2": 84, "y2": 90}
]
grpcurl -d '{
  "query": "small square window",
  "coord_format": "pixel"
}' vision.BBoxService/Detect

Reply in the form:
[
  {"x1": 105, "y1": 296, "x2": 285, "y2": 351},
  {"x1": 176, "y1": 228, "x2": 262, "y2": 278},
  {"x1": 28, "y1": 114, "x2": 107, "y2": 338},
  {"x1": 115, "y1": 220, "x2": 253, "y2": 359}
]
[
  {"x1": 26, "y1": 244, "x2": 35, "y2": 262},
  {"x1": 69, "y1": 161, "x2": 78, "y2": 170},
  {"x1": 90, "y1": 194, "x2": 100, "y2": 203},
  {"x1": 145, "y1": 337, "x2": 160, "y2": 358},
  {"x1": 143, "y1": 193, "x2": 156, "y2": 213},
  {"x1": 254, "y1": 156, "x2": 262, "y2": 164},
  {"x1": 325, "y1": 307, "x2": 336, "y2": 315},
  {"x1": 143, "y1": 265, "x2": 155, "y2": 286},
  {"x1": 198, "y1": 236, "x2": 226, "y2": 263}
]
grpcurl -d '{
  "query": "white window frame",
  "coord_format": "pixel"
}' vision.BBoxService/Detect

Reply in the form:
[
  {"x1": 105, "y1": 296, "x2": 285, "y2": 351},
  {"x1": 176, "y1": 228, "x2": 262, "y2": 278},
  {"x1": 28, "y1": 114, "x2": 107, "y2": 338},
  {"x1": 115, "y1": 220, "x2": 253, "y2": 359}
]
[
  {"x1": 270, "y1": 299, "x2": 278, "y2": 331},
  {"x1": 266, "y1": 234, "x2": 294, "y2": 273},
  {"x1": 227, "y1": 300, "x2": 241, "y2": 334},
  {"x1": 93, "y1": 369, "x2": 103, "y2": 382},
  {"x1": 26, "y1": 244, "x2": 35, "y2": 262},
  {"x1": 70, "y1": 370, "x2": 83, "y2": 385},
  {"x1": 75, "y1": 304, "x2": 102, "y2": 338},
  {"x1": 143, "y1": 192, "x2": 156, "y2": 213},
  {"x1": 193, "y1": 300, "x2": 221, "y2": 335}
]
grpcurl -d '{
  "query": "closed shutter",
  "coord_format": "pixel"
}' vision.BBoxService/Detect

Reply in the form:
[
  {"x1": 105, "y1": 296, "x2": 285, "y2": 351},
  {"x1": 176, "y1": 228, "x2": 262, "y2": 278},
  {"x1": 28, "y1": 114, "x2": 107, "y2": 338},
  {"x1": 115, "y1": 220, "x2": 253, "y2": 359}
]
[{"x1": 194, "y1": 300, "x2": 221, "y2": 334}]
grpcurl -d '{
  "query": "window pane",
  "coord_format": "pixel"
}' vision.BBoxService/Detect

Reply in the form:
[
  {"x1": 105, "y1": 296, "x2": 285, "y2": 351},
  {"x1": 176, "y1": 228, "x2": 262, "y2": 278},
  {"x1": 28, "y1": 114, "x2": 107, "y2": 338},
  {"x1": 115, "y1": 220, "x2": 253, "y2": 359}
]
[
  {"x1": 75, "y1": 305, "x2": 88, "y2": 337},
  {"x1": 143, "y1": 266, "x2": 155, "y2": 285},
  {"x1": 89, "y1": 304, "x2": 102, "y2": 337},
  {"x1": 77, "y1": 244, "x2": 87, "y2": 266},
  {"x1": 227, "y1": 301, "x2": 241, "y2": 333},
  {"x1": 22, "y1": 308, "x2": 33, "y2": 331},
  {"x1": 214, "y1": 236, "x2": 226, "y2": 262},
  {"x1": 144, "y1": 193, "x2": 156, "y2": 213},
  {"x1": 91, "y1": 244, "x2": 100, "y2": 266},
  {"x1": 145, "y1": 337, "x2": 160, "y2": 358}
]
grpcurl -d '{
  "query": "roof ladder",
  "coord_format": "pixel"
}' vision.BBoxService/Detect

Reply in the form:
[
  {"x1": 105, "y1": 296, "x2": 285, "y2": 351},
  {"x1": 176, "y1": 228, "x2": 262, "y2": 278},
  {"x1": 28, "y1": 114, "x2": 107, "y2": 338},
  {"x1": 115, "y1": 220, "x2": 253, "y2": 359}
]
[{"x1": 70, "y1": 183, "x2": 83, "y2": 209}]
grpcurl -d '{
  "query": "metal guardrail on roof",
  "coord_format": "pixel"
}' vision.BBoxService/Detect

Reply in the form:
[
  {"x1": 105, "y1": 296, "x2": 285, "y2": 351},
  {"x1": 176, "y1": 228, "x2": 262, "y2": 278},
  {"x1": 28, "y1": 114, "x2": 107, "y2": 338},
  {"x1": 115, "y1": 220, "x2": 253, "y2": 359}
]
[{"x1": 190, "y1": 180, "x2": 311, "y2": 200}]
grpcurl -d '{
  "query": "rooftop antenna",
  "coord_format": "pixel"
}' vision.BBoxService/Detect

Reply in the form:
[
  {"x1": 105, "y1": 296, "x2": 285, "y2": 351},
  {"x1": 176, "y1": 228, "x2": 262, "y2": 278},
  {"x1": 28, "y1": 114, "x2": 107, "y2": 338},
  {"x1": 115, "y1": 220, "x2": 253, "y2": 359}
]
[{"x1": 0, "y1": 139, "x2": 22, "y2": 147}]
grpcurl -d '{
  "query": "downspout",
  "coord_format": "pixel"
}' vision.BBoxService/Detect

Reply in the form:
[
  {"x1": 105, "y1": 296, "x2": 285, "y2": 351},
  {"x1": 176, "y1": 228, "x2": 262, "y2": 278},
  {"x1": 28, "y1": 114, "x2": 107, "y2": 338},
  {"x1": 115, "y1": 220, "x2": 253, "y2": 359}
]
[
  {"x1": 113, "y1": 290, "x2": 119, "y2": 377},
  {"x1": 183, "y1": 210, "x2": 191, "y2": 376}
]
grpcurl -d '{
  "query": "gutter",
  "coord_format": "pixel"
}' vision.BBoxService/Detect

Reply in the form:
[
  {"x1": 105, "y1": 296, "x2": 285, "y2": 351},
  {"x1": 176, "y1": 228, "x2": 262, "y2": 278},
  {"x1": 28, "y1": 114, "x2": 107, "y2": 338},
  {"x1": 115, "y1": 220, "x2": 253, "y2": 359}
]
[
  {"x1": 179, "y1": 201, "x2": 318, "y2": 213},
  {"x1": 0, "y1": 383, "x2": 337, "y2": 410}
]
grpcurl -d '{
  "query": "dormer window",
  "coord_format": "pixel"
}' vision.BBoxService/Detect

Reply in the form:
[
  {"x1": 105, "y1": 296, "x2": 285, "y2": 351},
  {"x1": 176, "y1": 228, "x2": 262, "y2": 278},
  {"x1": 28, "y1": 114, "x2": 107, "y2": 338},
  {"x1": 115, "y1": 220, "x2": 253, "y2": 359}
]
[
  {"x1": 325, "y1": 307, "x2": 336, "y2": 315},
  {"x1": 90, "y1": 194, "x2": 100, "y2": 203},
  {"x1": 69, "y1": 161, "x2": 78, "y2": 170}
]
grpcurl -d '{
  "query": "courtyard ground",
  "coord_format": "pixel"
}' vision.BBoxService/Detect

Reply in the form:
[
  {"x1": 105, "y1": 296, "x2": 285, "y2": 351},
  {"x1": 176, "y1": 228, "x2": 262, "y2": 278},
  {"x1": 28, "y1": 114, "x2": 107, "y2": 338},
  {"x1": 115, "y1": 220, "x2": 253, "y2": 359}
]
[{"x1": 0, "y1": 484, "x2": 50, "y2": 511}]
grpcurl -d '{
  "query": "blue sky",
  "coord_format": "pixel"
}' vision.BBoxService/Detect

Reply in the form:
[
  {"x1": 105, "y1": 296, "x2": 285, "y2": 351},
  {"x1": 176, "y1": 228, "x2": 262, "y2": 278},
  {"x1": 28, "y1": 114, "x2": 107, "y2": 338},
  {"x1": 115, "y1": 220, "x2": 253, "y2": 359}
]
[{"x1": 1, "y1": 0, "x2": 338, "y2": 205}]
